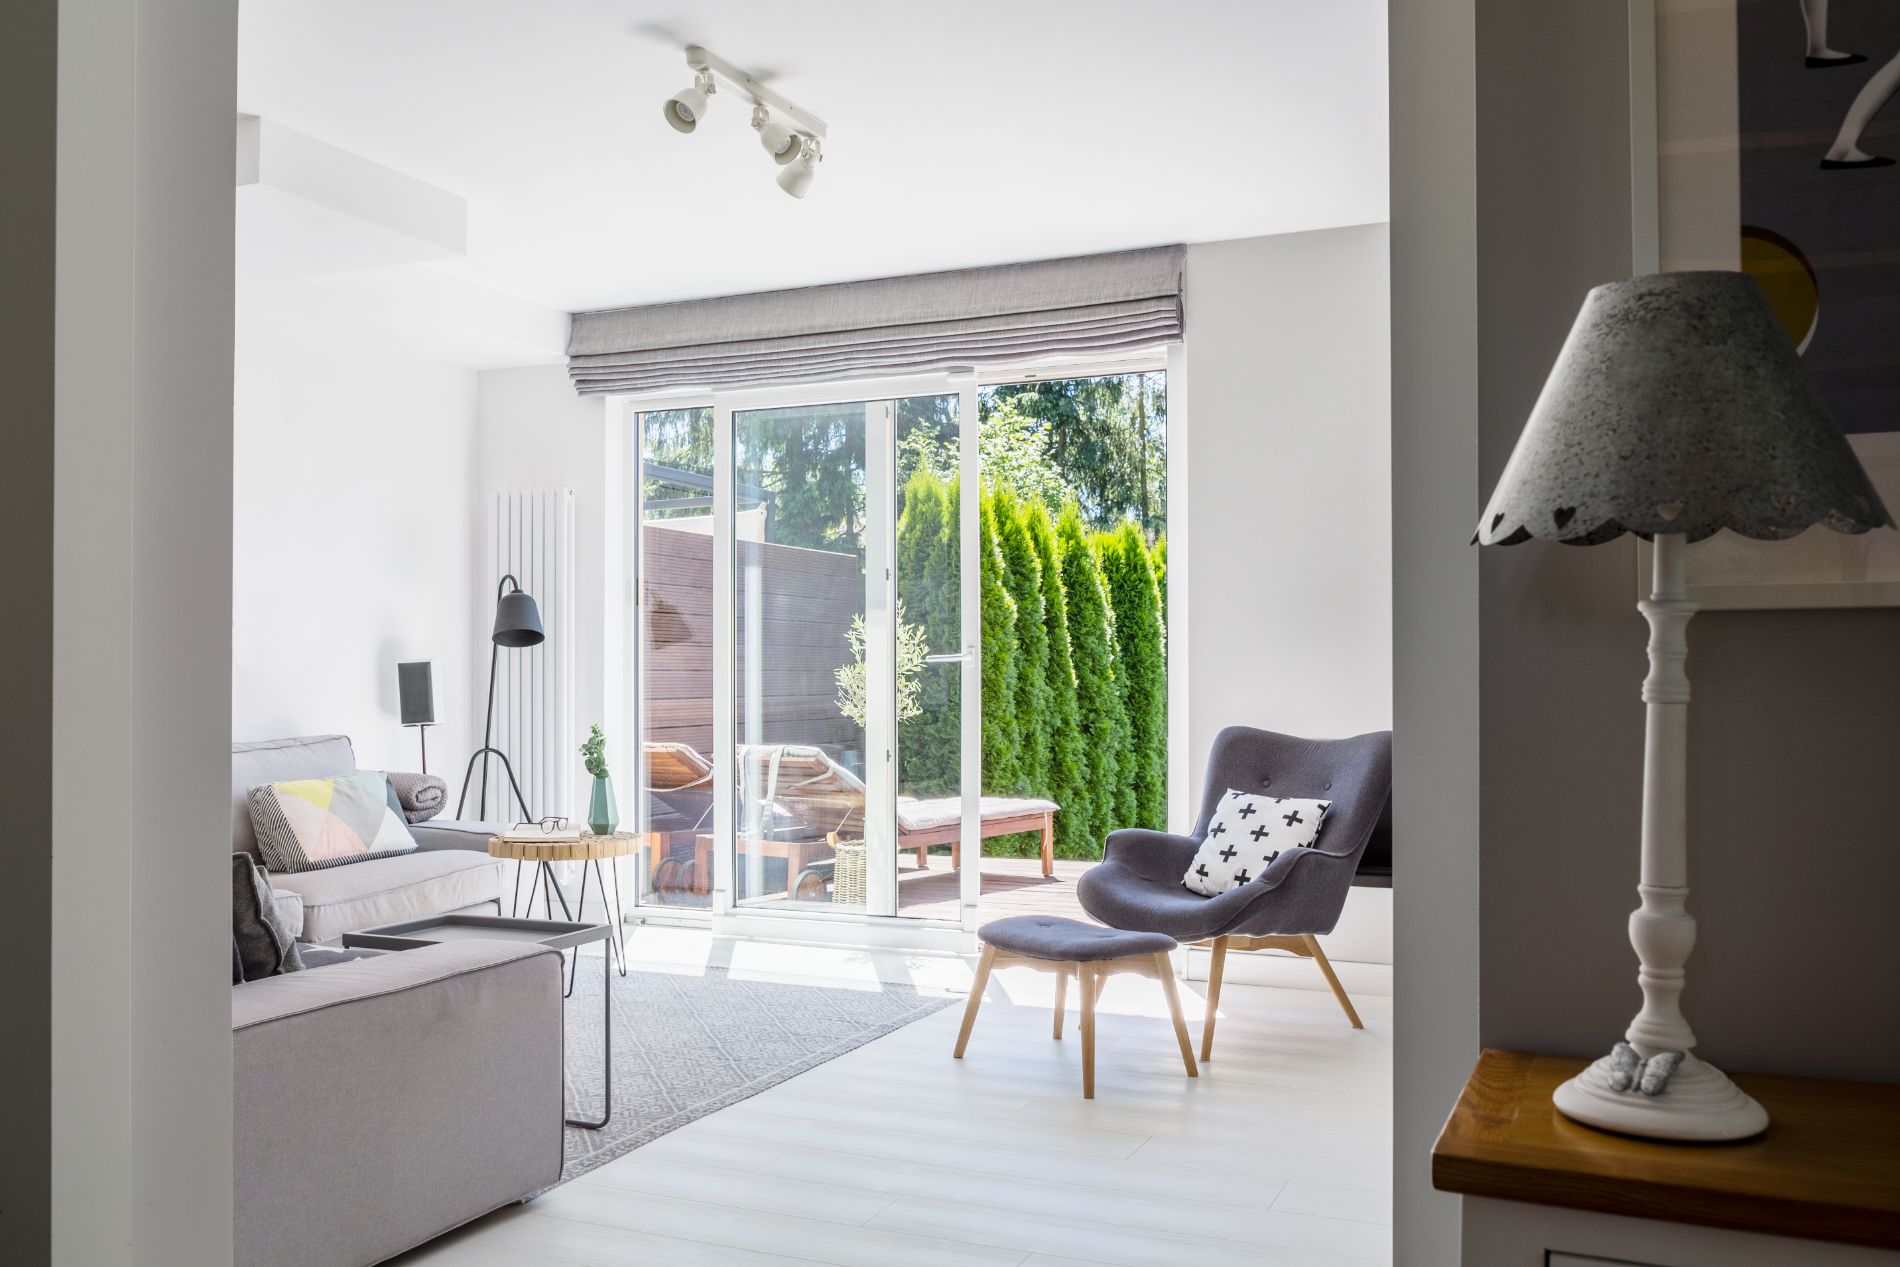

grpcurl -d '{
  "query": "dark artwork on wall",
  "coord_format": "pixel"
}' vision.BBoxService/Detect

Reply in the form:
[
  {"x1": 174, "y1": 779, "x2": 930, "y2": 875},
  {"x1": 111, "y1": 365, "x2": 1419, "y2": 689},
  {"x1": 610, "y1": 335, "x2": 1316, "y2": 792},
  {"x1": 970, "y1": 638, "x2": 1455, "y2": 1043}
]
[{"x1": 1737, "y1": 0, "x2": 1900, "y2": 436}]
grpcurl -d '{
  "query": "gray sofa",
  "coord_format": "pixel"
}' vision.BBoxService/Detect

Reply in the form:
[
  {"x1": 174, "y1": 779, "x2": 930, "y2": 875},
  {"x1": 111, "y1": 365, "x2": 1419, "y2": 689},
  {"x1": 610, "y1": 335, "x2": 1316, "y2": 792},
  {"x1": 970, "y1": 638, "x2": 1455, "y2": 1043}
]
[
  {"x1": 231, "y1": 734, "x2": 565, "y2": 1267},
  {"x1": 232, "y1": 734, "x2": 506, "y2": 944},
  {"x1": 234, "y1": 940, "x2": 564, "y2": 1267}
]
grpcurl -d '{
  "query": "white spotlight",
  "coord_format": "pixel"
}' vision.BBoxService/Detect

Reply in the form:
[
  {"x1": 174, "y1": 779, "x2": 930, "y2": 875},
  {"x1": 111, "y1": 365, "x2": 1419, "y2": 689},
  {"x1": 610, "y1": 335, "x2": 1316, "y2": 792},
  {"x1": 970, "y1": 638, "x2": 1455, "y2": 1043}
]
[
  {"x1": 663, "y1": 70, "x2": 715, "y2": 134},
  {"x1": 776, "y1": 138, "x2": 820, "y2": 198},
  {"x1": 752, "y1": 106, "x2": 802, "y2": 166}
]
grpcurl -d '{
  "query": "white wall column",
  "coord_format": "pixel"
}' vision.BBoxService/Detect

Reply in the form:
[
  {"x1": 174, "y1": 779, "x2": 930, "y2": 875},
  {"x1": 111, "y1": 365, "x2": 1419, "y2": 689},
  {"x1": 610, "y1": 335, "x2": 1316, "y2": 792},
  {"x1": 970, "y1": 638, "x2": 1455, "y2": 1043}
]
[{"x1": 52, "y1": 1, "x2": 239, "y2": 1263}]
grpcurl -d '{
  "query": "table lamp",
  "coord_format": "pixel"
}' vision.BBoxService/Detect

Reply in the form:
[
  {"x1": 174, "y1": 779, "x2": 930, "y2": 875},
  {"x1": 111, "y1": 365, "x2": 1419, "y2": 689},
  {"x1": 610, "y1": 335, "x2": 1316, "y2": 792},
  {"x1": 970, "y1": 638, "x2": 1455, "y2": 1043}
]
[{"x1": 1474, "y1": 271, "x2": 1892, "y2": 1140}]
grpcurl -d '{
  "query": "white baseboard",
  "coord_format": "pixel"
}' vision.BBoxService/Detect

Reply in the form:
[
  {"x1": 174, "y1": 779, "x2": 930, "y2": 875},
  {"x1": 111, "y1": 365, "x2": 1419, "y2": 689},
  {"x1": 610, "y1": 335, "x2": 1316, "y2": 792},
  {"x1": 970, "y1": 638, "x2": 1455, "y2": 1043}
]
[{"x1": 1180, "y1": 943, "x2": 1393, "y2": 997}]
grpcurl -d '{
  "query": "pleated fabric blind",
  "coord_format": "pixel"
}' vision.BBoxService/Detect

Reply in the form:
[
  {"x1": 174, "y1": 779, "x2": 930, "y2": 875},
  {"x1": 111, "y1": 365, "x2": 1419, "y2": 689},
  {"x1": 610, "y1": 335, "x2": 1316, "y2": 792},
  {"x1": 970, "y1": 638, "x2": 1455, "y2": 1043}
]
[{"x1": 566, "y1": 244, "x2": 1184, "y2": 396}]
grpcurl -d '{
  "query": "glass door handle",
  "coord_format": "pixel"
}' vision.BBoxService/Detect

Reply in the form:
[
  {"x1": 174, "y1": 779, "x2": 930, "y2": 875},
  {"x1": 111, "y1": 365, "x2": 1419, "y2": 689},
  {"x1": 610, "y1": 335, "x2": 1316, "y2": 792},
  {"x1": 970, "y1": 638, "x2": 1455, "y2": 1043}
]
[{"x1": 924, "y1": 651, "x2": 973, "y2": 665}]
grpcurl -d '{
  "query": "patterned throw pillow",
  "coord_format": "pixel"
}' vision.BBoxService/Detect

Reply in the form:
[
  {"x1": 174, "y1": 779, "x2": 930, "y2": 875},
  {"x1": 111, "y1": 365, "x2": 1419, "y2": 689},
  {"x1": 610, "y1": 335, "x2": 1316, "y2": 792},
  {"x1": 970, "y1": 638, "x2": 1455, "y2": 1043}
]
[
  {"x1": 1182, "y1": 789, "x2": 1332, "y2": 897},
  {"x1": 248, "y1": 771, "x2": 419, "y2": 873}
]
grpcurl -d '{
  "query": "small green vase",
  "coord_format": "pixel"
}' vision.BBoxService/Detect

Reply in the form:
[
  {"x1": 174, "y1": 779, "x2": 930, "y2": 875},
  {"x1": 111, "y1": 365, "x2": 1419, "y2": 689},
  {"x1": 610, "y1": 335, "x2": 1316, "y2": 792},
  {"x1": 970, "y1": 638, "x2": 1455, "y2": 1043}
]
[{"x1": 587, "y1": 775, "x2": 618, "y2": 836}]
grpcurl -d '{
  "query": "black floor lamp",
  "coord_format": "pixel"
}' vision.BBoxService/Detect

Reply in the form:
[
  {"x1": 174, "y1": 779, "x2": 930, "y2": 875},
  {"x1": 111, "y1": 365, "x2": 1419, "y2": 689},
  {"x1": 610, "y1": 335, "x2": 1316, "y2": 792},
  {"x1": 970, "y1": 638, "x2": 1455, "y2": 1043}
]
[{"x1": 458, "y1": 574, "x2": 544, "y2": 822}]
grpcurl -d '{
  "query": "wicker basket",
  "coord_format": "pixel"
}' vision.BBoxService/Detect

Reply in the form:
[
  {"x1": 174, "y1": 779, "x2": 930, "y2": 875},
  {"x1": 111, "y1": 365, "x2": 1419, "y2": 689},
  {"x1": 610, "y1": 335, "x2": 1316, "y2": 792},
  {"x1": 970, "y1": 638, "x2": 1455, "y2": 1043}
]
[{"x1": 827, "y1": 833, "x2": 867, "y2": 907}]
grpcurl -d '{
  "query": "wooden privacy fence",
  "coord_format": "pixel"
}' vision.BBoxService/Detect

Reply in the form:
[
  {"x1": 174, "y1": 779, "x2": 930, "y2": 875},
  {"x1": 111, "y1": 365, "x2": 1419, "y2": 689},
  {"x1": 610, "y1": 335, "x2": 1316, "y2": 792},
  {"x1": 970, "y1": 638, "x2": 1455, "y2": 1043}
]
[{"x1": 641, "y1": 522, "x2": 863, "y2": 762}]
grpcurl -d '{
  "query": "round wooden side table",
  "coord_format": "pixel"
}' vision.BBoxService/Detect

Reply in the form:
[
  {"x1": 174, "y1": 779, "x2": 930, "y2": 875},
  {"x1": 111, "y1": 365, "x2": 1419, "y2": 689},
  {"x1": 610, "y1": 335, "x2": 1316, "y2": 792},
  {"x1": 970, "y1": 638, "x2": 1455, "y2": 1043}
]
[{"x1": 488, "y1": 831, "x2": 637, "y2": 987}]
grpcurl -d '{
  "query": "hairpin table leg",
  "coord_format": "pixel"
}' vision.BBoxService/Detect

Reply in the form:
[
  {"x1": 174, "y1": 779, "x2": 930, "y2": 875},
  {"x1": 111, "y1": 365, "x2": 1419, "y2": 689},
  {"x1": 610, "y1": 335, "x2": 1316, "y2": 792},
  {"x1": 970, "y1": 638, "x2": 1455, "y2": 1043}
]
[
  {"x1": 564, "y1": 928, "x2": 612, "y2": 1130},
  {"x1": 565, "y1": 862, "x2": 592, "y2": 998}
]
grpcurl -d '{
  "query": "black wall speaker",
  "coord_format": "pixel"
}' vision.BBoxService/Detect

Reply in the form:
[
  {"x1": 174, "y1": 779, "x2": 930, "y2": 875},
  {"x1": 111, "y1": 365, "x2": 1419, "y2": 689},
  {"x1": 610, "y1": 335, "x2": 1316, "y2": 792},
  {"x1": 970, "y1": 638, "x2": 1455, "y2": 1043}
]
[{"x1": 397, "y1": 661, "x2": 436, "y2": 726}]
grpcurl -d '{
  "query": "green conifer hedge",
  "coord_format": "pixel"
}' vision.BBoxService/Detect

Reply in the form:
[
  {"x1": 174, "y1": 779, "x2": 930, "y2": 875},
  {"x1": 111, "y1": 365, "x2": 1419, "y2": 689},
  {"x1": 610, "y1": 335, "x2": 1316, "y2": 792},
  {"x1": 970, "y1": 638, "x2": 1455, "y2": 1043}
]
[
  {"x1": 1055, "y1": 505, "x2": 1127, "y2": 846},
  {"x1": 1096, "y1": 522, "x2": 1167, "y2": 829}
]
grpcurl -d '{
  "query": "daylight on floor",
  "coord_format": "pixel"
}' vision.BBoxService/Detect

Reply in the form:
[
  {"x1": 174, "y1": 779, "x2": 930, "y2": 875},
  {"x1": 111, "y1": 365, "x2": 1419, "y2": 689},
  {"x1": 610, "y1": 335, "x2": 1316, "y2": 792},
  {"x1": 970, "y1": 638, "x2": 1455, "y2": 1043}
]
[{"x1": 27, "y1": 0, "x2": 1897, "y2": 1264}]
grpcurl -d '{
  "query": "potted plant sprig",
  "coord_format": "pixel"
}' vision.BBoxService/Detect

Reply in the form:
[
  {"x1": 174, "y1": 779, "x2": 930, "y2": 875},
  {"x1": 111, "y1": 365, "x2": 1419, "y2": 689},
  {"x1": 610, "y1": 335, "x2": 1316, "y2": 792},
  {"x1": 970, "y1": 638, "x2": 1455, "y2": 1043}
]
[{"x1": 580, "y1": 724, "x2": 617, "y2": 836}]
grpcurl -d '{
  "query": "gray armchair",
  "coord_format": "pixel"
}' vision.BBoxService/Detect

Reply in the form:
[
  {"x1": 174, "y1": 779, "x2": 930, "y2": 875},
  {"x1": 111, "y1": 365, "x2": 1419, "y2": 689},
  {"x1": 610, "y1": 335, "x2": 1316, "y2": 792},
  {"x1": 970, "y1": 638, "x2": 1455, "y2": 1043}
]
[{"x1": 1076, "y1": 725, "x2": 1392, "y2": 1059}]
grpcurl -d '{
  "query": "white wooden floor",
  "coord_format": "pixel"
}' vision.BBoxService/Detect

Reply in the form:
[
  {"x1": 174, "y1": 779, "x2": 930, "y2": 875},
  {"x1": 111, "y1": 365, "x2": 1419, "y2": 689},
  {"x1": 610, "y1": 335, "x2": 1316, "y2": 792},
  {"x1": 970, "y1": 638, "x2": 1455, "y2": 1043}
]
[{"x1": 393, "y1": 928, "x2": 1393, "y2": 1267}]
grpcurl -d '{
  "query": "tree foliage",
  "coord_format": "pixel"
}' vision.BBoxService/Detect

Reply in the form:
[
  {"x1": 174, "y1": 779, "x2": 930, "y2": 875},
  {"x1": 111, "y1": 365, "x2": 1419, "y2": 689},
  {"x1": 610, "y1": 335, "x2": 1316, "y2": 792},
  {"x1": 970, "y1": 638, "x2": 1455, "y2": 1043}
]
[
  {"x1": 1056, "y1": 505, "x2": 1126, "y2": 844},
  {"x1": 1151, "y1": 534, "x2": 1167, "y2": 614},
  {"x1": 1095, "y1": 523, "x2": 1167, "y2": 829},
  {"x1": 895, "y1": 468, "x2": 959, "y2": 797},
  {"x1": 834, "y1": 603, "x2": 930, "y2": 729},
  {"x1": 977, "y1": 490, "x2": 1021, "y2": 795},
  {"x1": 985, "y1": 372, "x2": 1166, "y2": 537},
  {"x1": 900, "y1": 398, "x2": 1068, "y2": 512},
  {"x1": 992, "y1": 488, "x2": 1050, "y2": 797},
  {"x1": 1027, "y1": 502, "x2": 1091, "y2": 858}
]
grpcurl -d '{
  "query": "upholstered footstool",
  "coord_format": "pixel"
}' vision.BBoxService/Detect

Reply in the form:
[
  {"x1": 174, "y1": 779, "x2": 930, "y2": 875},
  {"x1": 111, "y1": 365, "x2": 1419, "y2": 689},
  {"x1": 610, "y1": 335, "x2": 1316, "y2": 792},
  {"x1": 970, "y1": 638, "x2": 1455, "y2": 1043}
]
[{"x1": 953, "y1": 915, "x2": 1199, "y2": 1098}]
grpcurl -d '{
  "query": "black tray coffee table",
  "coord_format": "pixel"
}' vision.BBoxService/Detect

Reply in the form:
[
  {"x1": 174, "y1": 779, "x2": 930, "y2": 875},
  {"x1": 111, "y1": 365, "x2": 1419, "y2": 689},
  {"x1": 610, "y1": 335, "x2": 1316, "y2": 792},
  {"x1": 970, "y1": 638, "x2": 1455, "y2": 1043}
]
[{"x1": 342, "y1": 914, "x2": 615, "y2": 1129}]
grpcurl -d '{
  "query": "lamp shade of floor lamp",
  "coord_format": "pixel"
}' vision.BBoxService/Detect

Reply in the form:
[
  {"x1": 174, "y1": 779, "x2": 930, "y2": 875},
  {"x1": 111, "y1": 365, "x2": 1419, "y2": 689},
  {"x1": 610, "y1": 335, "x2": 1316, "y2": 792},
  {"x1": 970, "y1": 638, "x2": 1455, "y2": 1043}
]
[
  {"x1": 457, "y1": 574, "x2": 545, "y2": 822},
  {"x1": 397, "y1": 660, "x2": 435, "y2": 773},
  {"x1": 1474, "y1": 271, "x2": 1892, "y2": 1141}
]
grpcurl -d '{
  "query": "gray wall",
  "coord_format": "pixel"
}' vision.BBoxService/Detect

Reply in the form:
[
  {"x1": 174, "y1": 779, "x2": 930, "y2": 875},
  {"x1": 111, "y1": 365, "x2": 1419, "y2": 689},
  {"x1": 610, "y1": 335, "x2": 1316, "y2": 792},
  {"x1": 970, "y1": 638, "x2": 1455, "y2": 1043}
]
[
  {"x1": 1389, "y1": 0, "x2": 1481, "y2": 1261},
  {"x1": 1473, "y1": 0, "x2": 1900, "y2": 1082},
  {"x1": 1393, "y1": 4, "x2": 1900, "y2": 1260},
  {"x1": 0, "y1": 0, "x2": 56, "y2": 1256}
]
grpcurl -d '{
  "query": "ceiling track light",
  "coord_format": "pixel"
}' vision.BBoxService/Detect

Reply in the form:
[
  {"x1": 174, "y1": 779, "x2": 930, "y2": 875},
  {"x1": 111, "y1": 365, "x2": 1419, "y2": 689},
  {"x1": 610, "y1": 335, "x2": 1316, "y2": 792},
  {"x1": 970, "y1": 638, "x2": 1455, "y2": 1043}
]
[
  {"x1": 662, "y1": 44, "x2": 830, "y2": 197},
  {"x1": 663, "y1": 68, "x2": 716, "y2": 133},
  {"x1": 776, "y1": 135, "x2": 821, "y2": 199}
]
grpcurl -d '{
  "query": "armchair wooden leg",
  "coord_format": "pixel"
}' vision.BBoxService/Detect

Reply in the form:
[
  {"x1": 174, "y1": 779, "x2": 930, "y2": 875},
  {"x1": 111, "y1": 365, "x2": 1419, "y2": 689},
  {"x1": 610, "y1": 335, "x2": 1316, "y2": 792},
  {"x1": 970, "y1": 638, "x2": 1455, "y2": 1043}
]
[
  {"x1": 1155, "y1": 953, "x2": 1199, "y2": 1078},
  {"x1": 1079, "y1": 963, "x2": 1098, "y2": 1099},
  {"x1": 954, "y1": 945, "x2": 997, "y2": 1058},
  {"x1": 1039, "y1": 812, "x2": 1055, "y2": 877},
  {"x1": 1052, "y1": 966, "x2": 1068, "y2": 1039},
  {"x1": 1201, "y1": 935, "x2": 1229, "y2": 1062},
  {"x1": 1304, "y1": 934, "x2": 1363, "y2": 1029}
]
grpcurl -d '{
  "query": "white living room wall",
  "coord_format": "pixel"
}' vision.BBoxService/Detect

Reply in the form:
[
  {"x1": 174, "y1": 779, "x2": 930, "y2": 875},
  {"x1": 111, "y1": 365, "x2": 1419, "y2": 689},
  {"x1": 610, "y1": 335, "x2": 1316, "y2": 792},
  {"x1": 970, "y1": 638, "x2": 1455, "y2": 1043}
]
[
  {"x1": 1179, "y1": 223, "x2": 1395, "y2": 977},
  {"x1": 474, "y1": 366, "x2": 622, "y2": 826},
  {"x1": 232, "y1": 311, "x2": 480, "y2": 777}
]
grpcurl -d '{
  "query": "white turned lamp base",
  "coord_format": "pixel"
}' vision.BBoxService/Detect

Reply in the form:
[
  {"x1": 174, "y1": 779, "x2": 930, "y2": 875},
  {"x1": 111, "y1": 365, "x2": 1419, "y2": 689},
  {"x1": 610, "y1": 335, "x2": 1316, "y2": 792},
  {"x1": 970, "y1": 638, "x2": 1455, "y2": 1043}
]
[
  {"x1": 1545, "y1": 533, "x2": 1772, "y2": 1145},
  {"x1": 1554, "y1": 1051, "x2": 1768, "y2": 1141}
]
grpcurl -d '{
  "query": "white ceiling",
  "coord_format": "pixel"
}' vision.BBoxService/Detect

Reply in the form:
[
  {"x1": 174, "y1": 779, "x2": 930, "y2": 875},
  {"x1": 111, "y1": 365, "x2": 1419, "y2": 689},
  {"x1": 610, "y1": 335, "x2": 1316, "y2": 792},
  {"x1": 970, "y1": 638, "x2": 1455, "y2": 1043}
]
[{"x1": 238, "y1": 0, "x2": 1388, "y2": 365}]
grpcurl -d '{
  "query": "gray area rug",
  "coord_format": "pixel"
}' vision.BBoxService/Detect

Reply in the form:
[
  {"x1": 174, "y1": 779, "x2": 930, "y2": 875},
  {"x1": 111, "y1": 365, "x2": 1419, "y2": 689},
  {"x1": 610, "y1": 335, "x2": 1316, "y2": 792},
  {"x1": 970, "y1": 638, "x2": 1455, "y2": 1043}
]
[{"x1": 555, "y1": 948, "x2": 955, "y2": 1184}]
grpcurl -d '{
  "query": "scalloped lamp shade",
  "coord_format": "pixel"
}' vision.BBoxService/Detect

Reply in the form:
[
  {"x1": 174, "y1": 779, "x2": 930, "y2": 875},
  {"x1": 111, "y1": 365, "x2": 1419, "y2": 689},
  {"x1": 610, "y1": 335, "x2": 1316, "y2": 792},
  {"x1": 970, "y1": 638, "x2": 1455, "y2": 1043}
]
[{"x1": 1475, "y1": 271, "x2": 1891, "y2": 547}]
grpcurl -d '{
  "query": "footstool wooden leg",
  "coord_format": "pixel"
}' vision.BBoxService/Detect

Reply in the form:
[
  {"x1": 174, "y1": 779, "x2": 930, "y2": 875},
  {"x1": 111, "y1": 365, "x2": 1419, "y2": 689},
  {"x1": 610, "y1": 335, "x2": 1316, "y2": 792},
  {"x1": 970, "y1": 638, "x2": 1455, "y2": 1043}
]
[
  {"x1": 954, "y1": 945, "x2": 996, "y2": 1059},
  {"x1": 1155, "y1": 952, "x2": 1200, "y2": 1078},
  {"x1": 1201, "y1": 935, "x2": 1229, "y2": 1062},
  {"x1": 1079, "y1": 963, "x2": 1098, "y2": 1099},
  {"x1": 1052, "y1": 966, "x2": 1068, "y2": 1039}
]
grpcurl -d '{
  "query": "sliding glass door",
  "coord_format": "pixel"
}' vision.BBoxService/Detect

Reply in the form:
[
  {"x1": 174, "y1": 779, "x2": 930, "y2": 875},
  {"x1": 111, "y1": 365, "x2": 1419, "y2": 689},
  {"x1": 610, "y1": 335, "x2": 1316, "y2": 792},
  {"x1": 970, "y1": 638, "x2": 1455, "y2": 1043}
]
[{"x1": 678, "y1": 376, "x2": 981, "y2": 948}]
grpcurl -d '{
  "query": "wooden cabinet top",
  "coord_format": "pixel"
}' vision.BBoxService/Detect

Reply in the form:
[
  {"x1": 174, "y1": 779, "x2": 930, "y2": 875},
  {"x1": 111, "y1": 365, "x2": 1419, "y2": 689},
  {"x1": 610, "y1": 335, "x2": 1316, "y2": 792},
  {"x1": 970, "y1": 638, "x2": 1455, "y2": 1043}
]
[{"x1": 1432, "y1": 1049, "x2": 1900, "y2": 1250}]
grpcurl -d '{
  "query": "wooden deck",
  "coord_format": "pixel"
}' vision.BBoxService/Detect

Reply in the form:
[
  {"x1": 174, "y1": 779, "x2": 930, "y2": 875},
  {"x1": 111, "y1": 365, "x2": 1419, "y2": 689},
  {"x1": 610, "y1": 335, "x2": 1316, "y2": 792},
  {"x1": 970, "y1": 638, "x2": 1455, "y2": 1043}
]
[{"x1": 896, "y1": 854, "x2": 1099, "y2": 922}]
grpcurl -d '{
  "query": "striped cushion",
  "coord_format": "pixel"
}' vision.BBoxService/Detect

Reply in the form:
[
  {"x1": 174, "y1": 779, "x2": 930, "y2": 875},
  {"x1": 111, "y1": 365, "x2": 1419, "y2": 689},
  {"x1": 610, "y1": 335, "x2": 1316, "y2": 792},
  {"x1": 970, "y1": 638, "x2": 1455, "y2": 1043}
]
[{"x1": 247, "y1": 771, "x2": 418, "y2": 873}]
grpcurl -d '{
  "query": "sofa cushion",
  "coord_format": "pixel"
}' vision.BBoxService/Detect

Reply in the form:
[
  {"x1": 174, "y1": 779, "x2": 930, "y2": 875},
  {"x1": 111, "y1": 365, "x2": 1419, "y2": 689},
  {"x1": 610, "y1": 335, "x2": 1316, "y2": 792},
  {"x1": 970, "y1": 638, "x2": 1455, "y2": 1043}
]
[
  {"x1": 232, "y1": 854, "x2": 304, "y2": 981},
  {"x1": 231, "y1": 735, "x2": 357, "y2": 857},
  {"x1": 271, "y1": 850, "x2": 504, "y2": 945},
  {"x1": 270, "y1": 889, "x2": 305, "y2": 941},
  {"x1": 248, "y1": 772, "x2": 419, "y2": 873}
]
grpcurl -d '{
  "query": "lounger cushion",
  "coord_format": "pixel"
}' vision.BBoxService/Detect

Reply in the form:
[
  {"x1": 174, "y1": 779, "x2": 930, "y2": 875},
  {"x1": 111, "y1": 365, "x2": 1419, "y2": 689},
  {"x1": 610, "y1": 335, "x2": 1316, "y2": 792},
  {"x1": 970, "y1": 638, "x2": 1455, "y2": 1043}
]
[{"x1": 898, "y1": 796, "x2": 1057, "y2": 833}]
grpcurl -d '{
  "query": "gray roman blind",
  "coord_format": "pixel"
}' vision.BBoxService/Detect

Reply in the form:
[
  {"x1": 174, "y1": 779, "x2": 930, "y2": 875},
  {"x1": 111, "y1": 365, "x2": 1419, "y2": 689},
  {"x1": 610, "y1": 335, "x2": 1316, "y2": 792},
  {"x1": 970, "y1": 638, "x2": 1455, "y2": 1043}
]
[{"x1": 566, "y1": 244, "x2": 1184, "y2": 396}]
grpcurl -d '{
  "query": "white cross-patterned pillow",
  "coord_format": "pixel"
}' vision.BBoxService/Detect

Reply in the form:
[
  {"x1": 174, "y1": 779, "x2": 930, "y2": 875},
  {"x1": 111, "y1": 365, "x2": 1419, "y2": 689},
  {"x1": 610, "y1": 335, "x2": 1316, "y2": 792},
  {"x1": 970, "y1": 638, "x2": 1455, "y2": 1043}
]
[{"x1": 1181, "y1": 789, "x2": 1332, "y2": 897}]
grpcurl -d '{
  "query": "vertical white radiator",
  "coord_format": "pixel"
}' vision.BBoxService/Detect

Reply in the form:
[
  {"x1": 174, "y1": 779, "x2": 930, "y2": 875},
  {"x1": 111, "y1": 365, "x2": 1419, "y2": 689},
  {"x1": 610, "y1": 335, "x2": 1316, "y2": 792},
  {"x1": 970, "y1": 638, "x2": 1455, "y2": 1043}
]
[{"x1": 482, "y1": 489, "x2": 576, "y2": 822}]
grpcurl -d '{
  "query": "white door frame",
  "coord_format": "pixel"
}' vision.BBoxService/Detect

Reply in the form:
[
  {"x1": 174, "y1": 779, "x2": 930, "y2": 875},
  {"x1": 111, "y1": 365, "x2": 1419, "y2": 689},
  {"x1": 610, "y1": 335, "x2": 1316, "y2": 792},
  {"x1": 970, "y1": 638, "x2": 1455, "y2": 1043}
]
[
  {"x1": 710, "y1": 373, "x2": 978, "y2": 952},
  {"x1": 622, "y1": 357, "x2": 1170, "y2": 953}
]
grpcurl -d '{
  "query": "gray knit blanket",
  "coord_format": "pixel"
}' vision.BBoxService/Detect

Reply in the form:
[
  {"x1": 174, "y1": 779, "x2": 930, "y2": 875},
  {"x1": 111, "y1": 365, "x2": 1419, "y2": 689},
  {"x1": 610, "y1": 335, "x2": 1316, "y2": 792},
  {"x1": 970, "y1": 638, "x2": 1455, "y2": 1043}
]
[{"x1": 387, "y1": 771, "x2": 447, "y2": 824}]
